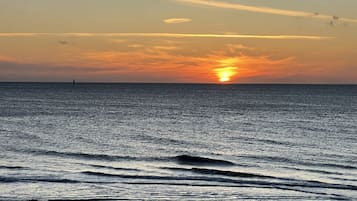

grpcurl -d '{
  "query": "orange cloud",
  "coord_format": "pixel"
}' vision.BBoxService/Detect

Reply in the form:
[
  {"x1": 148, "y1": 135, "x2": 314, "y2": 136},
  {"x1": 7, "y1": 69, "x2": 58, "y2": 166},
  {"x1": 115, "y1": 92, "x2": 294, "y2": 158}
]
[
  {"x1": 2, "y1": 36, "x2": 353, "y2": 83},
  {"x1": 71, "y1": 43, "x2": 298, "y2": 83},
  {"x1": 164, "y1": 18, "x2": 192, "y2": 24},
  {"x1": 128, "y1": 44, "x2": 145, "y2": 48},
  {"x1": 0, "y1": 38, "x2": 300, "y2": 83}
]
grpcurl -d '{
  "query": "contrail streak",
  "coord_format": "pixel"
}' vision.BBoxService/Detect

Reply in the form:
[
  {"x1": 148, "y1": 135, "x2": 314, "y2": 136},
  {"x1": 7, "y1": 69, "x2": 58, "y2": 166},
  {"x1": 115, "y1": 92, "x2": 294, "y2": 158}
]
[
  {"x1": 176, "y1": 0, "x2": 357, "y2": 23},
  {"x1": 0, "y1": 32, "x2": 331, "y2": 40}
]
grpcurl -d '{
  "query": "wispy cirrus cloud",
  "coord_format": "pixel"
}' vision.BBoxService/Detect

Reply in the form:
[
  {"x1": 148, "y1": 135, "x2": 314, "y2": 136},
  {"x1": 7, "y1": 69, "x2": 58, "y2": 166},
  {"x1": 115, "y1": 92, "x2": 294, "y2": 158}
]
[
  {"x1": 164, "y1": 18, "x2": 192, "y2": 24},
  {"x1": 153, "y1": 46, "x2": 179, "y2": 51},
  {"x1": 128, "y1": 44, "x2": 145, "y2": 48},
  {"x1": 176, "y1": 0, "x2": 357, "y2": 23},
  {"x1": 0, "y1": 32, "x2": 331, "y2": 40}
]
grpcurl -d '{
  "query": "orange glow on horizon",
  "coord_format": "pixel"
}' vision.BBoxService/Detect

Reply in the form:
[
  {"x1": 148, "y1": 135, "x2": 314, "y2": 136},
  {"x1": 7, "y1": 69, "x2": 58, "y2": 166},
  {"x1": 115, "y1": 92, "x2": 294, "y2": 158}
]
[
  {"x1": 215, "y1": 58, "x2": 238, "y2": 83},
  {"x1": 219, "y1": 75, "x2": 230, "y2": 82}
]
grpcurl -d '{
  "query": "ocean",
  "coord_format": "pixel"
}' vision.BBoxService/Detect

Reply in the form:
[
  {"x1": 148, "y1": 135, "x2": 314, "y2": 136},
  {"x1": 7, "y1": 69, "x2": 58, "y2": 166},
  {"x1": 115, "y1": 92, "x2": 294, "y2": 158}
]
[{"x1": 0, "y1": 83, "x2": 356, "y2": 200}]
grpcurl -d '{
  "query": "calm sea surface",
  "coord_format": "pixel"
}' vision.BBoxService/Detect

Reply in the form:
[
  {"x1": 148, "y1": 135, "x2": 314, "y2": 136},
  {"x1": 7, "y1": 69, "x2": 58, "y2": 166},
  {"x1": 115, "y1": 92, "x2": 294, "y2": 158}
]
[{"x1": 0, "y1": 83, "x2": 356, "y2": 200}]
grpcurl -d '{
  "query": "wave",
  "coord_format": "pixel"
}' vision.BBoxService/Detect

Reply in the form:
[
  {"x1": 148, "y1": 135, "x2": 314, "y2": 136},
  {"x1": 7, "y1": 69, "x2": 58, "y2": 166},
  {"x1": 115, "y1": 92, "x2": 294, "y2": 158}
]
[
  {"x1": 329, "y1": 177, "x2": 357, "y2": 182},
  {"x1": 174, "y1": 155, "x2": 235, "y2": 166},
  {"x1": 81, "y1": 170, "x2": 250, "y2": 184},
  {"x1": 161, "y1": 167, "x2": 275, "y2": 179},
  {"x1": 161, "y1": 166, "x2": 347, "y2": 185},
  {"x1": 47, "y1": 199, "x2": 119, "y2": 201},
  {"x1": 88, "y1": 164, "x2": 140, "y2": 172},
  {"x1": 122, "y1": 182, "x2": 351, "y2": 200},
  {"x1": 22, "y1": 149, "x2": 235, "y2": 167},
  {"x1": 17, "y1": 147, "x2": 355, "y2": 173},
  {"x1": 285, "y1": 166, "x2": 344, "y2": 175},
  {"x1": 0, "y1": 165, "x2": 26, "y2": 170},
  {"x1": 24, "y1": 149, "x2": 147, "y2": 161},
  {"x1": 309, "y1": 162, "x2": 357, "y2": 170},
  {"x1": 0, "y1": 176, "x2": 113, "y2": 184},
  {"x1": 134, "y1": 134, "x2": 204, "y2": 148},
  {"x1": 0, "y1": 176, "x2": 18, "y2": 183},
  {"x1": 240, "y1": 155, "x2": 357, "y2": 170},
  {"x1": 232, "y1": 136, "x2": 298, "y2": 147},
  {"x1": 81, "y1": 170, "x2": 357, "y2": 191},
  {"x1": 0, "y1": 176, "x2": 80, "y2": 184}
]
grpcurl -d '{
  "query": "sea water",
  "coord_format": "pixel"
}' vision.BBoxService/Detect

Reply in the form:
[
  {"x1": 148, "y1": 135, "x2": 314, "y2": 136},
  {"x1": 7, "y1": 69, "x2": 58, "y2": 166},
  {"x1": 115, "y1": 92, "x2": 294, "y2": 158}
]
[{"x1": 0, "y1": 83, "x2": 356, "y2": 200}]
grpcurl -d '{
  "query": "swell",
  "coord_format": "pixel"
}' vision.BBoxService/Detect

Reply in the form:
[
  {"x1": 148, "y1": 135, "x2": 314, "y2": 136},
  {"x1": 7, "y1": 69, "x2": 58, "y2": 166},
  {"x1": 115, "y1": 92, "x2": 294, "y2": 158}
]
[
  {"x1": 88, "y1": 164, "x2": 140, "y2": 172},
  {"x1": 285, "y1": 166, "x2": 344, "y2": 175},
  {"x1": 81, "y1": 170, "x2": 357, "y2": 191},
  {"x1": 21, "y1": 149, "x2": 235, "y2": 167},
  {"x1": 329, "y1": 177, "x2": 357, "y2": 182},
  {"x1": 240, "y1": 155, "x2": 357, "y2": 170},
  {"x1": 134, "y1": 134, "x2": 204, "y2": 148},
  {"x1": 0, "y1": 165, "x2": 27, "y2": 170},
  {"x1": 174, "y1": 155, "x2": 235, "y2": 166},
  {"x1": 161, "y1": 167, "x2": 275, "y2": 179},
  {"x1": 0, "y1": 176, "x2": 113, "y2": 184},
  {"x1": 81, "y1": 171, "x2": 225, "y2": 181},
  {"x1": 123, "y1": 182, "x2": 350, "y2": 200},
  {"x1": 23, "y1": 149, "x2": 152, "y2": 162},
  {"x1": 231, "y1": 136, "x2": 298, "y2": 147},
  {"x1": 161, "y1": 166, "x2": 353, "y2": 186},
  {"x1": 300, "y1": 162, "x2": 356, "y2": 170},
  {"x1": 0, "y1": 176, "x2": 79, "y2": 184},
  {"x1": 48, "y1": 199, "x2": 119, "y2": 201},
  {"x1": 1, "y1": 175, "x2": 346, "y2": 200}
]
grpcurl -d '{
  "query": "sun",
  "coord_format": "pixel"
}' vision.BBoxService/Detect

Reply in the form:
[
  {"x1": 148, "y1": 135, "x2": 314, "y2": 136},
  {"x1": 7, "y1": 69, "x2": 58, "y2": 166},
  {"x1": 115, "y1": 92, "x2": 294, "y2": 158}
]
[
  {"x1": 219, "y1": 72, "x2": 231, "y2": 82},
  {"x1": 215, "y1": 67, "x2": 237, "y2": 83},
  {"x1": 215, "y1": 58, "x2": 238, "y2": 83}
]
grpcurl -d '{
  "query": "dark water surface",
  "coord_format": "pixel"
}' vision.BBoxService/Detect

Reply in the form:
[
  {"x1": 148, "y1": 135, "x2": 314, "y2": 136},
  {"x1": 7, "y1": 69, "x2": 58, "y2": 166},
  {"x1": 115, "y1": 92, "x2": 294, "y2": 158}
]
[{"x1": 0, "y1": 83, "x2": 356, "y2": 200}]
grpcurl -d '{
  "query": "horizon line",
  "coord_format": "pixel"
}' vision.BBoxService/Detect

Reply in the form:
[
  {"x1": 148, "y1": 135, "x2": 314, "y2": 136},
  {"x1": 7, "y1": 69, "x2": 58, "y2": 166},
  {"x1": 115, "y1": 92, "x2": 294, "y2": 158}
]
[{"x1": 0, "y1": 81, "x2": 355, "y2": 85}]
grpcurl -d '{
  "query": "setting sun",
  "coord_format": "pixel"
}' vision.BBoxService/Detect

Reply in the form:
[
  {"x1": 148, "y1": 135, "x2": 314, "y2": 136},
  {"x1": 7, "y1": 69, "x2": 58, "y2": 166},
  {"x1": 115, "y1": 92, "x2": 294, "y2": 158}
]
[
  {"x1": 219, "y1": 74, "x2": 230, "y2": 82},
  {"x1": 218, "y1": 71, "x2": 232, "y2": 82},
  {"x1": 217, "y1": 68, "x2": 236, "y2": 82},
  {"x1": 215, "y1": 58, "x2": 238, "y2": 83}
]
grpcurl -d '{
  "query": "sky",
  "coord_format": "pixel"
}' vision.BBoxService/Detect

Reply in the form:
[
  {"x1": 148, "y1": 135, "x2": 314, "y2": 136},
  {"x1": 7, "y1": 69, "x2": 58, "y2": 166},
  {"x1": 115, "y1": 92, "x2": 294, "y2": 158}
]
[{"x1": 0, "y1": 0, "x2": 357, "y2": 83}]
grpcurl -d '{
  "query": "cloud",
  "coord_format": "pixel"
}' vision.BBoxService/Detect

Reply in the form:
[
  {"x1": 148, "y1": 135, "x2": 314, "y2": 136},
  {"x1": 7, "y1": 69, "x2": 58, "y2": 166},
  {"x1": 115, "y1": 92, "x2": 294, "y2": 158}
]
[
  {"x1": 164, "y1": 18, "x2": 192, "y2": 24},
  {"x1": 128, "y1": 44, "x2": 144, "y2": 48},
  {"x1": 2, "y1": 42, "x2": 355, "y2": 83},
  {"x1": 153, "y1": 46, "x2": 179, "y2": 50},
  {"x1": 0, "y1": 60, "x2": 120, "y2": 73},
  {"x1": 77, "y1": 45, "x2": 300, "y2": 83},
  {"x1": 0, "y1": 60, "x2": 130, "y2": 82},
  {"x1": 0, "y1": 32, "x2": 331, "y2": 40},
  {"x1": 110, "y1": 39, "x2": 126, "y2": 44},
  {"x1": 176, "y1": 0, "x2": 357, "y2": 23}
]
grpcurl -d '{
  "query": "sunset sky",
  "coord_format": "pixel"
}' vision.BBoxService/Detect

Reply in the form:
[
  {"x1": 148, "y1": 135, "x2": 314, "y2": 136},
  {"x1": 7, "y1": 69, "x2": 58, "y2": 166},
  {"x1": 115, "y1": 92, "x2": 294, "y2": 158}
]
[{"x1": 0, "y1": 0, "x2": 357, "y2": 83}]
